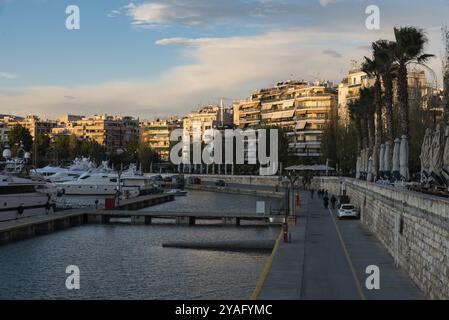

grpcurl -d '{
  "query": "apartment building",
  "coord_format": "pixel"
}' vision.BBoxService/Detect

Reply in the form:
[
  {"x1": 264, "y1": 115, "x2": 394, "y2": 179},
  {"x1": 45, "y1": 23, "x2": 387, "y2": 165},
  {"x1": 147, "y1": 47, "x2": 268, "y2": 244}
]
[
  {"x1": 0, "y1": 121, "x2": 10, "y2": 144},
  {"x1": 183, "y1": 105, "x2": 233, "y2": 135},
  {"x1": 67, "y1": 114, "x2": 140, "y2": 153},
  {"x1": 140, "y1": 118, "x2": 182, "y2": 160},
  {"x1": 0, "y1": 114, "x2": 58, "y2": 139},
  {"x1": 337, "y1": 68, "x2": 373, "y2": 125},
  {"x1": 233, "y1": 80, "x2": 337, "y2": 159},
  {"x1": 338, "y1": 67, "x2": 436, "y2": 125}
]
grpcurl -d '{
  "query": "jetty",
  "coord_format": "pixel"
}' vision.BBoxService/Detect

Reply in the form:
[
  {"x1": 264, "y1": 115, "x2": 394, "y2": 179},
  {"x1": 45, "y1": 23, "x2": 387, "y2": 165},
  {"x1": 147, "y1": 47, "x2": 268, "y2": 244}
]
[{"x1": 0, "y1": 193, "x2": 281, "y2": 245}]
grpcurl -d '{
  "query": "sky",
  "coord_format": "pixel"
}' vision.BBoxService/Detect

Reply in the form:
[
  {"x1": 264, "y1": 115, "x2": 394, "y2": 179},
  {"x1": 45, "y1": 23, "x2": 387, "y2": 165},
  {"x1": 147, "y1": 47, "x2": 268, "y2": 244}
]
[{"x1": 0, "y1": 0, "x2": 448, "y2": 120}]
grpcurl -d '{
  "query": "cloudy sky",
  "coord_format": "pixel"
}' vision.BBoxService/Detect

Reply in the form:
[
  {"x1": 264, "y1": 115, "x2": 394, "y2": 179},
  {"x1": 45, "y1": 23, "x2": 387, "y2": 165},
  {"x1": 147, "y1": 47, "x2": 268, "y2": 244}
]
[{"x1": 0, "y1": 0, "x2": 448, "y2": 119}]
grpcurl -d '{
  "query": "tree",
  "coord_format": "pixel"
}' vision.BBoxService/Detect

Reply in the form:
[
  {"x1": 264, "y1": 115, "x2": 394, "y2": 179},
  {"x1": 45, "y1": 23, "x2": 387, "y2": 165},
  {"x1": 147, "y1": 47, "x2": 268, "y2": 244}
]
[
  {"x1": 442, "y1": 26, "x2": 449, "y2": 123},
  {"x1": 53, "y1": 135, "x2": 71, "y2": 163},
  {"x1": 138, "y1": 142, "x2": 158, "y2": 172},
  {"x1": 348, "y1": 99, "x2": 363, "y2": 153},
  {"x1": 393, "y1": 26, "x2": 434, "y2": 136},
  {"x1": 359, "y1": 87, "x2": 376, "y2": 153},
  {"x1": 36, "y1": 133, "x2": 51, "y2": 167},
  {"x1": 8, "y1": 124, "x2": 33, "y2": 155},
  {"x1": 373, "y1": 40, "x2": 397, "y2": 144},
  {"x1": 362, "y1": 55, "x2": 383, "y2": 177}
]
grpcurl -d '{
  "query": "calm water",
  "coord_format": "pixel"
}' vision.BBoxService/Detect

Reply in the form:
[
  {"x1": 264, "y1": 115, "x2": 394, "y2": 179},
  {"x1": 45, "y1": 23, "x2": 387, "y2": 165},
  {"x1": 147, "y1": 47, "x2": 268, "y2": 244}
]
[
  {"x1": 142, "y1": 190, "x2": 283, "y2": 214},
  {"x1": 0, "y1": 191, "x2": 280, "y2": 299}
]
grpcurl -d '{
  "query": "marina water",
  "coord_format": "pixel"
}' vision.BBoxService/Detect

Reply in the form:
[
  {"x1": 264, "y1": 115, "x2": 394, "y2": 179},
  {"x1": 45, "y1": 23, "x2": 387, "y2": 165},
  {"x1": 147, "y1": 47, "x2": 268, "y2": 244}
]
[{"x1": 0, "y1": 191, "x2": 280, "y2": 299}]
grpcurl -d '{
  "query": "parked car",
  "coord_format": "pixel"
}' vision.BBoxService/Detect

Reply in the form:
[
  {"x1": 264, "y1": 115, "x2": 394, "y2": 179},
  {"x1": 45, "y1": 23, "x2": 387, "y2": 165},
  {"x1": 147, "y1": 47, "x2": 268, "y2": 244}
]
[
  {"x1": 188, "y1": 176, "x2": 201, "y2": 184},
  {"x1": 215, "y1": 179, "x2": 226, "y2": 187},
  {"x1": 337, "y1": 204, "x2": 359, "y2": 219}
]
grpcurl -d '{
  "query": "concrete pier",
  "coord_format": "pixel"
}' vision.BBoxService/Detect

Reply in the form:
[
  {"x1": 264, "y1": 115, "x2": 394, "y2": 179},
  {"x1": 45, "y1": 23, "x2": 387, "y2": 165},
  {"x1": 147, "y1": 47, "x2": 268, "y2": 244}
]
[
  {"x1": 162, "y1": 240, "x2": 275, "y2": 252},
  {"x1": 116, "y1": 193, "x2": 174, "y2": 210},
  {"x1": 95, "y1": 210, "x2": 274, "y2": 226},
  {"x1": 0, "y1": 193, "x2": 175, "y2": 245},
  {"x1": 1, "y1": 209, "x2": 279, "y2": 245},
  {"x1": 185, "y1": 184, "x2": 284, "y2": 198}
]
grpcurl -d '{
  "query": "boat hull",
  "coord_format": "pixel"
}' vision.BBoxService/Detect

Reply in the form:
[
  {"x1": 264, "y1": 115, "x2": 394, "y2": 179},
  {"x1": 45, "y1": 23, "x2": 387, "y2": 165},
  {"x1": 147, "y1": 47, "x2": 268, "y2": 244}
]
[{"x1": 0, "y1": 193, "x2": 50, "y2": 222}]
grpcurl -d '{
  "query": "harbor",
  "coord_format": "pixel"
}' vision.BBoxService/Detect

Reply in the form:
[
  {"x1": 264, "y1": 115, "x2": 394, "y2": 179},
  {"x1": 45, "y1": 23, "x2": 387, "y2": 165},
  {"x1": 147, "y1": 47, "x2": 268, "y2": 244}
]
[{"x1": 0, "y1": 186, "x2": 281, "y2": 299}]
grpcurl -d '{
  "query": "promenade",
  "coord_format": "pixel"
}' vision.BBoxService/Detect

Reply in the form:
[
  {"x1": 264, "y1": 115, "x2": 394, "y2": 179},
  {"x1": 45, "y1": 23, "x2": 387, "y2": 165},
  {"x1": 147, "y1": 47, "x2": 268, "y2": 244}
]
[{"x1": 255, "y1": 191, "x2": 424, "y2": 300}]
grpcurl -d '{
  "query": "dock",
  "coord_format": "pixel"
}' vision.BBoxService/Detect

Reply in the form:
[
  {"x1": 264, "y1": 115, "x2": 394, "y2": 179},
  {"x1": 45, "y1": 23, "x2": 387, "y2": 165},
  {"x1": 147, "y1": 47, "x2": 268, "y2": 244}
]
[
  {"x1": 116, "y1": 193, "x2": 175, "y2": 210},
  {"x1": 0, "y1": 193, "x2": 280, "y2": 245},
  {"x1": 90, "y1": 210, "x2": 276, "y2": 226},
  {"x1": 185, "y1": 184, "x2": 284, "y2": 198}
]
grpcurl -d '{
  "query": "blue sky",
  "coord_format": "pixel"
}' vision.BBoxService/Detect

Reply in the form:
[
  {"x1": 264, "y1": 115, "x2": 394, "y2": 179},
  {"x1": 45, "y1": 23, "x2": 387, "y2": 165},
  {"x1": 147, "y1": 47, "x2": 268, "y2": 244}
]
[{"x1": 0, "y1": 0, "x2": 448, "y2": 119}]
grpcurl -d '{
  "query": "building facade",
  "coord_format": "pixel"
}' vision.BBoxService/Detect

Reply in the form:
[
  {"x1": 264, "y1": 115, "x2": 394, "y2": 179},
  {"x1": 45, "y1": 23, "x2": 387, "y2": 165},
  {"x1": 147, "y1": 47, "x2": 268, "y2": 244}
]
[
  {"x1": 0, "y1": 121, "x2": 10, "y2": 144},
  {"x1": 1, "y1": 114, "x2": 58, "y2": 139},
  {"x1": 140, "y1": 118, "x2": 182, "y2": 160},
  {"x1": 233, "y1": 80, "x2": 337, "y2": 159},
  {"x1": 337, "y1": 68, "x2": 373, "y2": 125},
  {"x1": 66, "y1": 114, "x2": 140, "y2": 153}
]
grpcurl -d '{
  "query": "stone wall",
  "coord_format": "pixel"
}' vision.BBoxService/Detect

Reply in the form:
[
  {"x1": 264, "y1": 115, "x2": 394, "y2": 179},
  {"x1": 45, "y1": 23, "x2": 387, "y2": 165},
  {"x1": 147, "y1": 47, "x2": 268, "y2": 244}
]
[
  {"x1": 183, "y1": 174, "x2": 282, "y2": 186},
  {"x1": 318, "y1": 177, "x2": 449, "y2": 300}
]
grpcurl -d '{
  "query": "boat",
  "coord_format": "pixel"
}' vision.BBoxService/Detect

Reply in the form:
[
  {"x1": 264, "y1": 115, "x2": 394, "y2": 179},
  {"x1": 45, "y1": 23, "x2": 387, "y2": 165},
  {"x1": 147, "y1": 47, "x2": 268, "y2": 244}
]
[
  {"x1": 31, "y1": 157, "x2": 97, "y2": 183},
  {"x1": 165, "y1": 189, "x2": 188, "y2": 196},
  {"x1": 56, "y1": 164, "x2": 159, "y2": 198},
  {"x1": 0, "y1": 174, "x2": 55, "y2": 222}
]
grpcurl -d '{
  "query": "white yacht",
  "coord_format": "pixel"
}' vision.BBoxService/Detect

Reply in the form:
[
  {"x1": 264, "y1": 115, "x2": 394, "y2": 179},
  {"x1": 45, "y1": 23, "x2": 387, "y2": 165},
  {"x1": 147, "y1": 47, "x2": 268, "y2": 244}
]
[
  {"x1": 0, "y1": 175, "x2": 55, "y2": 222},
  {"x1": 32, "y1": 157, "x2": 97, "y2": 183},
  {"x1": 56, "y1": 165, "x2": 159, "y2": 198}
]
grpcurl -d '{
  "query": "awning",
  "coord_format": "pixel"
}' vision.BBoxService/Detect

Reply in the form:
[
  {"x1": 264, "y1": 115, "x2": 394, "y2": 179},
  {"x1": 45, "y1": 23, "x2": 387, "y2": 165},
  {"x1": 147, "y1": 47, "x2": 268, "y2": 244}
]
[
  {"x1": 241, "y1": 101, "x2": 260, "y2": 109},
  {"x1": 261, "y1": 110, "x2": 295, "y2": 119},
  {"x1": 261, "y1": 102, "x2": 278, "y2": 110},
  {"x1": 296, "y1": 120, "x2": 307, "y2": 129},
  {"x1": 285, "y1": 164, "x2": 335, "y2": 171},
  {"x1": 282, "y1": 99, "x2": 295, "y2": 108}
]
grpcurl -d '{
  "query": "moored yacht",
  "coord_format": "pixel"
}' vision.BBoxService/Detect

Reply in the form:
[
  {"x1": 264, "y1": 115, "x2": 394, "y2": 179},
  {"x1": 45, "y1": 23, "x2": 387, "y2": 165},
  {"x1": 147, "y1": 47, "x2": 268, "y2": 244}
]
[
  {"x1": 0, "y1": 174, "x2": 55, "y2": 222},
  {"x1": 32, "y1": 157, "x2": 97, "y2": 182},
  {"x1": 56, "y1": 165, "x2": 159, "y2": 198}
]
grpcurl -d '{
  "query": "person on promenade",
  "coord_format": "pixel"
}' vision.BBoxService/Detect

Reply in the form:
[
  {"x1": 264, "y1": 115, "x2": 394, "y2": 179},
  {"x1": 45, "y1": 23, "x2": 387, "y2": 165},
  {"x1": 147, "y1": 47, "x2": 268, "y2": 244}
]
[
  {"x1": 310, "y1": 189, "x2": 315, "y2": 199},
  {"x1": 330, "y1": 195, "x2": 336, "y2": 209},
  {"x1": 323, "y1": 194, "x2": 329, "y2": 209}
]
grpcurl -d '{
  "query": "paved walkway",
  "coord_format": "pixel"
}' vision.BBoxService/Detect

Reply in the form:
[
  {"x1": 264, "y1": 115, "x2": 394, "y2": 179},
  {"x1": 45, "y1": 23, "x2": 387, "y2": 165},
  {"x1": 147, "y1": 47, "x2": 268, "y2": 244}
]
[{"x1": 257, "y1": 191, "x2": 424, "y2": 300}]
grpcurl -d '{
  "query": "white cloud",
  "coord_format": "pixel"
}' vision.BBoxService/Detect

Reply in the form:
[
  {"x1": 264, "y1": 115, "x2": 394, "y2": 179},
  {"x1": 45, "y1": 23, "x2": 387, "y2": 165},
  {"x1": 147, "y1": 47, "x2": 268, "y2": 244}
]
[
  {"x1": 319, "y1": 0, "x2": 338, "y2": 7},
  {"x1": 322, "y1": 49, "x2": 343, "y2": 58},
  {"x1": 0, "y1": 28, "x2": 407, "y2": 119},
  {"x1": 118, "y1": 0, "x2": 314, "y2": 28},
  {"x1": 0, "y1": 72, "x2": 18, "y2": 80},
  {"x1": 155, "y1": 37, "x2": 215, "y2": 46}
]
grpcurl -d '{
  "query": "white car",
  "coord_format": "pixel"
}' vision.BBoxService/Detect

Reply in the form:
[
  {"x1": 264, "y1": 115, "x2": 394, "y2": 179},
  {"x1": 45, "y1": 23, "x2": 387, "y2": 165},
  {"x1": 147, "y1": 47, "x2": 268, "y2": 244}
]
[{"x1": 337, "y1": 204, "x2": 358, "y2": 219}]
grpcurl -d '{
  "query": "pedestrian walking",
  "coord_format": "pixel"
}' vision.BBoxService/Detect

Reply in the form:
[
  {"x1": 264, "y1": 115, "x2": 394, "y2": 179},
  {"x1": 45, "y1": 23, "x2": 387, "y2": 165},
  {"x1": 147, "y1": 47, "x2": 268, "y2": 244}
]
[
  {"x1": 310, "y1": 188, "x2": 315, "y2": 199},
  {"x1": 330, "y1": 195, "x2": 336, "y2": 209},
  {"x1": 323, "y1": 195, "x2": 329, "y2": 209}
]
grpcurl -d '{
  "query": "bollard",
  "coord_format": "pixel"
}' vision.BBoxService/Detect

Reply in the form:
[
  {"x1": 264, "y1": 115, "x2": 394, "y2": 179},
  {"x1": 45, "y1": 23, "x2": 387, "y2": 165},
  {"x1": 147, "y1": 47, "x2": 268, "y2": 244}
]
[{"x1": 283, "y1": 222, "x2": 289, "y2": 243}]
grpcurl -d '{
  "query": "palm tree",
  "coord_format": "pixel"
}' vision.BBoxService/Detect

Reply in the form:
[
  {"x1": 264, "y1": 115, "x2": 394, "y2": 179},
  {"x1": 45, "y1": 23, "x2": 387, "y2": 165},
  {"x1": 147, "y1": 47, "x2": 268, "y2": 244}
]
[
  {"x1": 348, "y1": 99, "x2": 362, "y2": 153},
  {"x1": 372, "y1": 40, "x2": 397, "y2": 145},
  {"x1": 362, "y1": 56, "x2": 382, "y2": 176},
  {"x1": 359, "y1": 87, "x2": 376, "y2": 153},
  {"x1": 393, "y1": 27, "x2": 435, "y2": 137}
]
